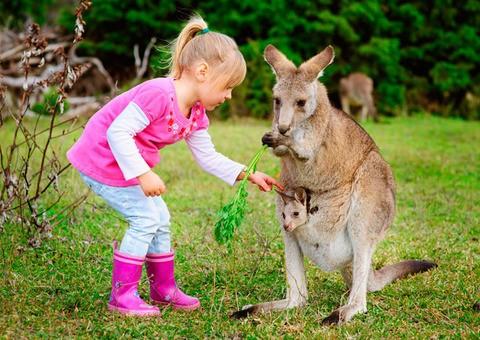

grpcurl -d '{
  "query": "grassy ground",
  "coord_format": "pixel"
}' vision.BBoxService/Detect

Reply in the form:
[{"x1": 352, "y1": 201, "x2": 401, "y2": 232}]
[{"x1": 1, "y1": 115, "x2": 479, "y2": 338}]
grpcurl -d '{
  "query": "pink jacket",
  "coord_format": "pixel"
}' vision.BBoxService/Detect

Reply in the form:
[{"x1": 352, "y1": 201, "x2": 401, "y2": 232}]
[{"x1": 67, "y1": 77, "x2": 209, "y2": 186}]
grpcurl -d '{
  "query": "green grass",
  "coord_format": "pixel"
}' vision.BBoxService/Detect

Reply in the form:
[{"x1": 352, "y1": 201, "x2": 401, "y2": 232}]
[{"x1": 1, "y1": 114, "x2": 479, "y2": 338}]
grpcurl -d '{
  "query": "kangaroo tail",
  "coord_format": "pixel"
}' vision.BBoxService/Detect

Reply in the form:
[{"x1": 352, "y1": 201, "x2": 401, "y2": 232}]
[{"x1": 368, "y1": 260, "x2": 437, "y2": 292}]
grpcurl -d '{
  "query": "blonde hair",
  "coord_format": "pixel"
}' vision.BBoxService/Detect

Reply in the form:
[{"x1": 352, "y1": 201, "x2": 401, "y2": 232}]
[{"x1": 167, "y1": 15, "x2": 246, "y2": 88}]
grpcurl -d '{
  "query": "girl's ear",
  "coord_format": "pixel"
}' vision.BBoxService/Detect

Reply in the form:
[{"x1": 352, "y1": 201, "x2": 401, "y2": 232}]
[{"x1": 194, "y1": 61, "x2": 209, "y2": 82}]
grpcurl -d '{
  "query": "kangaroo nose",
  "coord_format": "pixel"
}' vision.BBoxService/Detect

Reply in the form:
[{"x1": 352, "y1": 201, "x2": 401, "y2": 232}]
[{"x1": 278, "y1": 125, "x2": 290, "y2": 135}]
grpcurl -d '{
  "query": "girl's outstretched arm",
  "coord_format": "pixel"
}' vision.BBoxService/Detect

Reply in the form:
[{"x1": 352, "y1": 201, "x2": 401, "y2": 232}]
[{"x1": 237, "y1": 171, "x2": 284, "y2": 192}]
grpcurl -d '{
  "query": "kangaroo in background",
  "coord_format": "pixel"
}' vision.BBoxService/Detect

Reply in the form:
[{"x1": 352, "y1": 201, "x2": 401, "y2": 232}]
[
  {"x1": 340, "y1": 72, "x2": 378, "y2": 122},
  {"x1": 232, "y1": 45, "x2": 436, "y2": 325}
]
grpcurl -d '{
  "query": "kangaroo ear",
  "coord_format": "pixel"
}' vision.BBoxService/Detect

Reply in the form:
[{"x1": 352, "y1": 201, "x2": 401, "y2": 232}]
[
  {"x1": 275, "y1": 188, "x2": 294, "y2": 203},
  {"x1": 299, "y1": 45, "x2": 335, "y2": 82},
  {"x1": 264, "y1": 44, "x2": 296, "y2": 79},
  {"x1": 294, "y1": 187, "x2": 307, "y2": 206}
]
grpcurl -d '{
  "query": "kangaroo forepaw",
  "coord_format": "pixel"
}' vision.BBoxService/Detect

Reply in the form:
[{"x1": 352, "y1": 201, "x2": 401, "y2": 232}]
[
  {"x1": 262, "y1": 132, "x2": 277, "y2": 147},
  {"x1": 273, "y1": 145, "x2": 289, "y2": 156},
  {"x1": 262, "y1": 131, "x2": 291, "y2": 147}
]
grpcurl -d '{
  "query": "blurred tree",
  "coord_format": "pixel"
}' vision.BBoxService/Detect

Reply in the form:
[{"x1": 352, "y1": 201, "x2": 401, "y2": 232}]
[
  {"x1": 3, "y1": 0, "x2": 478, "y2": 119},
  {"x1": 0, "y1": 0, "x2": 57, "y2": 27},
  {"x1": 57, "y1": 0, "x2": 184, "y2": 80}
]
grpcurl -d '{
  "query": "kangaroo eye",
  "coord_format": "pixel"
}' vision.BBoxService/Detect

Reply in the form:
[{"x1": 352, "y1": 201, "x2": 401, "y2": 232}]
[
  {"x1": 274, "y1": 97, "x2": 281, "y2": 106},
  {"x1": 293, "y1": 212, "x2": 299, "y2": 217},
  {"x1": 296, "y1": 100, "x2": 306, "y2": 107},
  {"x1": 282, "y1": 212, "x2": 285, "y2": 219}
]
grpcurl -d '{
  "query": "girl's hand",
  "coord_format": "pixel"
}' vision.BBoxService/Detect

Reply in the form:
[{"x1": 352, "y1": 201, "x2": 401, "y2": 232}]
[
  {"x1": 247, "y1": 171, "x2": 284, "y2": 192},
  {"x1": 137, "y1": 171, "x2": 166, "y2": 196}
]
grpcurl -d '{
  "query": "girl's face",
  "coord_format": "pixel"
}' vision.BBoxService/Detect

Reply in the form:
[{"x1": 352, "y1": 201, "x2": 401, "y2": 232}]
[{"x1": 198, "y1": 78, "x2": 233, "y2": 111}]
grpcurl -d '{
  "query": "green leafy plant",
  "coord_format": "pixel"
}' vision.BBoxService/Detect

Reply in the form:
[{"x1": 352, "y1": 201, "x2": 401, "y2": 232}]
[
  {"x1": 214, "y1": 145, "x2": 268, "y2": 245},
  {"x1": 31, "y1": 87, "x2": 70, "y2": 116}
]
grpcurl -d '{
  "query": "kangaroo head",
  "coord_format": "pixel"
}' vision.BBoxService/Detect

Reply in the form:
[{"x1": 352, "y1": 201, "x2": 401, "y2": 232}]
[
  {"x1": 276, "y1": 188, "x2": 308, "y2": 232},
  {"x1": 264, "y1": 45, "x2": 335, "y2": 135}
]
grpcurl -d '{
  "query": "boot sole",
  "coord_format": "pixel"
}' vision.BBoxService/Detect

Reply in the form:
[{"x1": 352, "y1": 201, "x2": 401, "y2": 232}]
[
  {"x1": 153, "y1": 300, "x2": 201, "y2": 311},
  {"x1": 108, "y1": 303, "x2": 161, "y2": 316}
]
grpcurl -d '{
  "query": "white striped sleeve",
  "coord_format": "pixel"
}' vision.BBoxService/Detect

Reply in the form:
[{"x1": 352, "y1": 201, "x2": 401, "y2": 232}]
[
  {"x1": 185, "y1": 129, "x2": 245, "y2": 186},
  {"x1": 106, "y1": 102, "x2": 151, "y2": 180}
]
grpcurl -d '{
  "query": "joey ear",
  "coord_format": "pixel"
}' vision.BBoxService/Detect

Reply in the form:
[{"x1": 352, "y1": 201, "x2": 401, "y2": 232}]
[
  {"x1": 294, "y1": 187, "x2": 307, "y2": 206},
  {"x1": 299, "y1": 45, "x2": 335, "y2": 82},
  {"x1": 275, "y1": 189, "x2": 294, "y2": 203},
  {"x1": 264, "y1": 44, "x2": 296, "y2": 79}
]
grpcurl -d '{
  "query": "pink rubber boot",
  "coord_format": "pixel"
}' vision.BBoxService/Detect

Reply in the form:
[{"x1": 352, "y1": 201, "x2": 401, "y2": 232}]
[
  {"x1": 145, "y1": 252, "x2": 200, "y2": 310},
  {"x1": 107, "y1": 244, "x2": 160, "y2": 316}
]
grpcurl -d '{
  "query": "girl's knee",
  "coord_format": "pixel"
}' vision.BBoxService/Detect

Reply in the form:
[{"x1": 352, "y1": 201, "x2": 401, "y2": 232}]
[
  {"x1": 155, "y1": 222, "x2": 171, "y2": 236},
  {"x1": 128, "y1": 215, "x2": 162, "y2": 237}
]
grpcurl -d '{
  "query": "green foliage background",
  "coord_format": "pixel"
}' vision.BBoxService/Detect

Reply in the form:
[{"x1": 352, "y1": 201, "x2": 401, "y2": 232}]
[{"x1": 2, "y1": 0, "x2": 479, "y2": 119}]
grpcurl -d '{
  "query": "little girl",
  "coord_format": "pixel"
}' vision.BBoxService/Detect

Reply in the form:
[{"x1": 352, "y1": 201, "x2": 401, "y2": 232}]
[{"x1": 67, "y1": 16, "x2": 282, "y2": 316}]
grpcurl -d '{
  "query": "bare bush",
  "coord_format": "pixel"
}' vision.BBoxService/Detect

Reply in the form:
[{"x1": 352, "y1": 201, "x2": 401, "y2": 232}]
[{"x1": 0, "y1": 1, "x2": 94, "y2": 247}]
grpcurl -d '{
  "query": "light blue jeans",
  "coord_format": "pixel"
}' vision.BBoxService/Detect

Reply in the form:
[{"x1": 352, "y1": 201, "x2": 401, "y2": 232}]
[{"x1": 80, "y1": 172, "x2": 171, "y2": 257}]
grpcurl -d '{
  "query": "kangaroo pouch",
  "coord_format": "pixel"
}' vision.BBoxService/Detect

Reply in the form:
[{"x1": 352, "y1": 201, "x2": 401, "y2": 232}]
[
  {"x1": 293, "y1": 187, "x2": 354, "y2": 272},
  {"x1": 296, "y1": 225, "x2": 353, "y2": 272}
]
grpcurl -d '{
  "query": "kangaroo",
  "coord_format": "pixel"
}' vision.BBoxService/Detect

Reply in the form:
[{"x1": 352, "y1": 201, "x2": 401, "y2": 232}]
[
  {"x1": 232, "y1": 45, "x2": 436, "y2": 325},
  {"x1": 339, "y1": 72, "x2": 378, "y2": 122},
  {"x1": 279, "y1": 187, "x2": 435, "y2": 287},
  {"x1": 277, "y1": 187, "x2": 358, "y2": 273},
  {"x1": 276, "y1": 188, "x2": 309, "y2": 233}
]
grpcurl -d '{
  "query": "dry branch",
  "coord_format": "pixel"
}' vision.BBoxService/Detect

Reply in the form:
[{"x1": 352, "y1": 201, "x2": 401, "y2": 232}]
[
  {"x1": 0, "y1": 0, "x2": 95, "y2": 247},
  {"x1": 134, "y1": 37, "x2": 157, "y2": 80}
]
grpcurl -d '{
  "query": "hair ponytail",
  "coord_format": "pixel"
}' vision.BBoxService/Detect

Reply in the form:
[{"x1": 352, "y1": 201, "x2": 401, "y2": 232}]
[
  {"x1": 167, "y1": 15, "x2": 246, "y2": 88},
  {"x1": 169, "y1": 16, "x2": 208, "y2": 79}
]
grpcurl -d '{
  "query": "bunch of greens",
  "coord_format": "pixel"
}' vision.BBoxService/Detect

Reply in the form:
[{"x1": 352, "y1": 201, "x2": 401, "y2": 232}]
[{"x1": 214, "y1": 145, "x2": 268, "y2": 245}]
